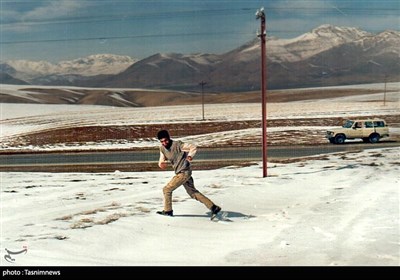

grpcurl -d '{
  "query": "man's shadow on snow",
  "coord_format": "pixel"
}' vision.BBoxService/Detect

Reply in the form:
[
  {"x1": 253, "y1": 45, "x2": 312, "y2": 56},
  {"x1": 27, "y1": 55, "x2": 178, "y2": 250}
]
[{"x1": 174, "y1": 211, "x2": 255, "y2": 219}]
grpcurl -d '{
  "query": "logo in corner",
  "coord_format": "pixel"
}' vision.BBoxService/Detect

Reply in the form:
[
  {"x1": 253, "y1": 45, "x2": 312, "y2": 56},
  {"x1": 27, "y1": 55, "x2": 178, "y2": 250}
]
[{"x1": 4, "y1": 246, "x2": 28, "y2": 263}]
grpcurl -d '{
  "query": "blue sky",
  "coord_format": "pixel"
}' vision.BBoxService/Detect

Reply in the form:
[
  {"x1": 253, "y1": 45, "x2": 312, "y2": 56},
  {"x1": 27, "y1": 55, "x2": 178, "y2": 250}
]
[{"x1": 1, "y1": 0, "x2": 399, "y2": 62}]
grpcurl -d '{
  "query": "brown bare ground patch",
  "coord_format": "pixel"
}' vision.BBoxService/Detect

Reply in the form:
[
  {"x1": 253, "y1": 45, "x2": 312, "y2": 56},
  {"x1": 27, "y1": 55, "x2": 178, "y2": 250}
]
[
  {"x1": 13, "y1": 87, "x2": 394, "y2": 107},
  {"x1": 70, "y1": 222, "x2": 92, "y2": 229},
  {"x1": 269, "y1": 155, "x2": 331, "y2": 164},
  {"x1": 96, "y1": 213, "x2": 125, "y2": 225},
  {"x1": 79, "y1": 218, "x2": 94, "y2": 223},
  {"x1": 56, "y1": 215, "x2": 73, "y2": 221},
  {"x1": 80, "y1": 209, "x2": 102, "y2": 215},
  {"x1": 135, "y1": 206, "x2": 151, "y2": 213},
  {"x1": 9, "y1": 114, "x2": 399, "y2": 147}
]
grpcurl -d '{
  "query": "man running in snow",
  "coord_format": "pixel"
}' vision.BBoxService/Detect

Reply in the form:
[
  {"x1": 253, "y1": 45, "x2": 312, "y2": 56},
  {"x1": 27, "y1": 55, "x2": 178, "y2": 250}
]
[{"x1": 156, "y1": 130, "x2": 221, "y2": 217}]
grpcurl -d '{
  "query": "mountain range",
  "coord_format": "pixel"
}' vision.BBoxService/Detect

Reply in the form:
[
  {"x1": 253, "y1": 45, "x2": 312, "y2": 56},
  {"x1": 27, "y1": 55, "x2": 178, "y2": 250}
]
[{"x1": 1, "y1": 24, "x2": 399, "y2": 91}]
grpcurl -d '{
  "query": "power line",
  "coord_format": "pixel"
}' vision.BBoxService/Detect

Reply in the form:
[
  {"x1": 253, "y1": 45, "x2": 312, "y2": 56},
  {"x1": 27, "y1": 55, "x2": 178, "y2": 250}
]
[
  {"x1": 1, "y1": 7, "x2": 398, "y2": 27},
  {"x1": 0, "y1": 8, "x2": 254, "y2": 26},
  {"x1": 1, "y1": 26, "x2": 396, "y2": 46},
  {"x1": 0, "y1": 31, "x2": 252, "y2": 45}
]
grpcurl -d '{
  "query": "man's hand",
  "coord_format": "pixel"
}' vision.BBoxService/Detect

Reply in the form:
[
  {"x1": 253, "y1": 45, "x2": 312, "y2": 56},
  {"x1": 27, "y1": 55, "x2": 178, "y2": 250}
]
[
  {"x1": 159, "y1": 162, "x2": 168, "y2": 170},
  {"x1": 186, "y1": 156, "x2": 193, "y2": 162}
]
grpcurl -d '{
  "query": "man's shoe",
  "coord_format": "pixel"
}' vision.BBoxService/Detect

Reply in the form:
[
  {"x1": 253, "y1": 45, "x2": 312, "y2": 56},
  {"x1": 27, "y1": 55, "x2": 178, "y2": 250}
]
[
  {"x1": 156, "y1": 210, "x2": 173, "y2": 216},
  {"x1": 211, "y1": 205, "x2": 221, "y2": 215}
]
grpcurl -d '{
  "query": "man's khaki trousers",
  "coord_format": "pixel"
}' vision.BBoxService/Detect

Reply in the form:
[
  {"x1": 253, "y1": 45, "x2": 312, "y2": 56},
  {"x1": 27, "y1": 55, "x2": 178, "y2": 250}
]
[{"x1": 163, "y1": 172, "x2": 214, "y2": 212}]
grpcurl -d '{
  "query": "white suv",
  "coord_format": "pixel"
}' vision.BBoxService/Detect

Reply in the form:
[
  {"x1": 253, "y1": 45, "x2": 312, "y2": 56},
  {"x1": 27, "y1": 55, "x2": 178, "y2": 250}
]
[{"x1": 326, "y1": 119, "x2": 389, "y2": 144}]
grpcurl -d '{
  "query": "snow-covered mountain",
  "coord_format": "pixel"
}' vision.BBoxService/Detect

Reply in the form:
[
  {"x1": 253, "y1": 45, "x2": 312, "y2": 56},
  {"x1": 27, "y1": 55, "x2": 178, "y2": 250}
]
[
  {"x1": 229, "y1": 25, "x2": 371, "y2": 64},
  {"x1": 4, "y1": 54, "x2": 137, "y2": 81},
  {"x1": 100, "y1": 24, "x2": 399, "y2": 91},
  {"x1": 269, "y1": 24, "x2": 371, "y2": 63},
  {"x1": 1, "y1": 25, "x2": 399, "y2": 91},
  {"x1": 0, "y1": 73, "x2": 29, "y2": 85}
]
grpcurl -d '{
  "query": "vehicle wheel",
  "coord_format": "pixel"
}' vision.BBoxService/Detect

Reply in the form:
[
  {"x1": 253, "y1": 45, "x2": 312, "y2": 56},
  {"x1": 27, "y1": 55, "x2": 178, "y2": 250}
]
[
  {"x1": 334, "y1": 134, "x2": 346, "y2": 144},
  {"x1": 369, "y1": 133, "x2": 380, "y2": 143}
]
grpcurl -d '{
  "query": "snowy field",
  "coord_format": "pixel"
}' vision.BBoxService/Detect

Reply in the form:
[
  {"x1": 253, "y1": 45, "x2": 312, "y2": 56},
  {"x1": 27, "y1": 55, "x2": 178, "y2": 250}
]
[
  {"x1": 1, "y1": 82, "x2": 399, "y2": 150},
  {"x1": 0, "y1": 82, "x2": 399, "y2": 266}
]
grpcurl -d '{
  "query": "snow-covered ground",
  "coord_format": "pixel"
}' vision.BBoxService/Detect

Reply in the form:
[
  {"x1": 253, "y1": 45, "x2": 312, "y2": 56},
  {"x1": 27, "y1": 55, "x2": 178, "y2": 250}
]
[
  {"x1": 1, "y1": 82, "x2": 399, "y2": 150},
  {"x1": 1, "y1": 147, "x2": 399, "y2": 266},
  {"x1": 0, "y1": 82, "x2": 399, "y2": 266}
]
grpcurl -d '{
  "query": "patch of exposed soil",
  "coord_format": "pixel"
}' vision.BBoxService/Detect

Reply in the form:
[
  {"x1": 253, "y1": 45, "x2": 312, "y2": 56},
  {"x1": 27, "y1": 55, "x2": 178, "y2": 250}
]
[
  {"x1": 3, "y1": 87, "x2": 394, "y2": 107},
  {"x1": 9, "y1": 114, "x2": 399, "y2": 148}
]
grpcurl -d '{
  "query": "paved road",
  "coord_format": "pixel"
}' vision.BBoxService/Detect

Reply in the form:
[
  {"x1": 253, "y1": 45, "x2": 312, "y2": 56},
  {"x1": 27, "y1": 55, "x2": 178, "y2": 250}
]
[{"x1": 1, "y1": 142, "x2": 398, "y2": 167}]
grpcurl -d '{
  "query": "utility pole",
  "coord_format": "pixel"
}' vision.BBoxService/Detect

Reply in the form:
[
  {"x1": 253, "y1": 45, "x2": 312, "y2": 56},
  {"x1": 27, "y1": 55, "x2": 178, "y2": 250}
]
[
  {"x1": 383, "y1": 74, "x2": 387, "y2": 106},
  {"x1": 199, "y1": 81, "x2": 207, "y2": 120},
  {"x1": 368, "y1": 61, "x2": 388, "y2": 107},
  {"x1": 256, "y1": 7, "x2": 267, "y2": 178}
]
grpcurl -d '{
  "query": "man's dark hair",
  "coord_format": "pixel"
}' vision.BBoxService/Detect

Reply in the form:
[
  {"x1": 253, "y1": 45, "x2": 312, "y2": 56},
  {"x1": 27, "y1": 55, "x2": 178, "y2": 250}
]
[{"x1": 157, "y1": 130, "x2": 170, "y2": 140}]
